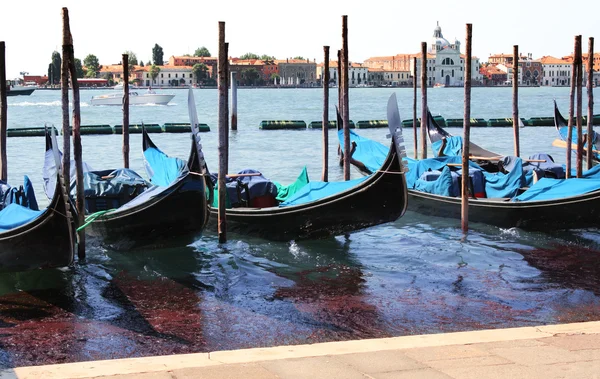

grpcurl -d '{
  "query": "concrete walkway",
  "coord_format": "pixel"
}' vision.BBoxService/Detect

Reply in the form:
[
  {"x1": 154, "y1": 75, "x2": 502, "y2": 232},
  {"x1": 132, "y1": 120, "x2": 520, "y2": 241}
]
[{"x1": 3, "y1": 321, "x2": 600, "y2": 379}]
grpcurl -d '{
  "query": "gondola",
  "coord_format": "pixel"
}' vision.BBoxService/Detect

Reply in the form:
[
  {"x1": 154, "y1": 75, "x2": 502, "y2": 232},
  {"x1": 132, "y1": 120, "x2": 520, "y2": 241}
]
[
  {"x1": 345, "y1": 106, "x2": 600, "y2": 231},
  {"x1": 553, "y1": 100, "x2": 600, "y2": 163},
  {"x1": 0, "y1": 129, "x2": 75, "y2": 273},
  {"x1": 191, "y1": 92, "x2": 408, "y2": 241},
  {"x1": 44, "y1": 126, "x2": 209, "y2": 251}
]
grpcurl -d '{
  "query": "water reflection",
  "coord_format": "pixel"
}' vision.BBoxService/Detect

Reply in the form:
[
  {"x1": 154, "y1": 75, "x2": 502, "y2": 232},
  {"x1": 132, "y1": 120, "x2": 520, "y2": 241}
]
[{"x1": 2, "y1": 218, "x2": 600, "y2": 367}]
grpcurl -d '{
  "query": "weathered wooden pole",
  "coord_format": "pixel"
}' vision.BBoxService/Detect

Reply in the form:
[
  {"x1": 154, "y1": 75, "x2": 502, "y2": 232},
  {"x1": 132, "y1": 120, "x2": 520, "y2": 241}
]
[
  {"x1": 565, "y1": 36, "x2": 578, "y2": 179},
  {"x1": 217, "y1": 21, "x2": 228, "y2": 244},
  {"x1": 576, "y1": 36, "x2": 583, "y2": 178},
  {"x1": 420, "y1": 42, "x2": 428, "y2": 159},
  {"x1": 587, "y1": 37, "x2": 595, "y2": 170},
  {"x1": 61, "y1": 31, "x2": 70, "y2": 184},
  {"x1": 341, "y1": 15, "x2": 350, "y2": 181},
  {"x1": 337, "y1": 50, "x2": 342, "y2": 116},
  {"x1": 322, "y1": 46, "x2": 330, "y2": 182},
  {"x1": 122, "y1": 53, "x2": 130, "y2": 168},
  {"x1": 462, "y1": 24, "x2": 473, "y2": 233},
  {"x1": 230, "y1": 71, "x2": 238, "y2": 131},
  {"x1": 413, "y1": 56, "x2": 418, "y2": 159},
  {"x1": 512, "y1": 45, "x2": 520, "y2": 157},
  {"x1": 0, "y1": 42, "x2": 7, "y2": 182},
  {"x1": 63, "y1": 7, "x2": 85, "y2": 260}
]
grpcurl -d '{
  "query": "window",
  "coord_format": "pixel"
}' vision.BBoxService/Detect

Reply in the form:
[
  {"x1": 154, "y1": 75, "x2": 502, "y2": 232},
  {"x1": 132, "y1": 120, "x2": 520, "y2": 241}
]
[
  {"x1": 168, "y1": 74, "x2": 171, "y2": 78},
  {"x1": 161, "y1": 73, "x2": 163, "y2": 78}
]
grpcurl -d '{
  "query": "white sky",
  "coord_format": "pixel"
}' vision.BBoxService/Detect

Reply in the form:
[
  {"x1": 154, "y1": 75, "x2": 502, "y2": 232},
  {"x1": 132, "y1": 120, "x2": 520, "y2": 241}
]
[{"x1": 1, "y1": 0, "x2": 598, "y2": 79}]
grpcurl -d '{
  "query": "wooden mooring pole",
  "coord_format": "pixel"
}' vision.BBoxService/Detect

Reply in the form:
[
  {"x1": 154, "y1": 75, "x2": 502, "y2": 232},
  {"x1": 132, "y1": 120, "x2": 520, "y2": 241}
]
[
  {"x1": 462, "y1": 24, "x2": 473, "y2": 233},
  {"x1": 413, "y1": 57, "x2": 418, "y2": 159},
  {"x1": 217, "y1": 21, "x2": 228, "y2": 244},
  {"x1": 337, "y1": 50, "x2": 342, "y2": 118},
  {"x1": 63, "y1": 7, "x2": 85, "y2": 260},
  {"x1": 420, "y1": 42, "x2": 428, "y2": 159},
  {"x1": 576, "y1": 36, "x2": 583, "y2": 178},
  {"x1": 61, "y1": 32, "x2": 70, "y2": 185},
  {"x1": 231, "y1": 71, "x2": 237, "y2": 131},
  {"x1": 512, "y1": 45, "x2": 520, "y2": 157},
  {"x1": 341, "y1": 15, "x2": 350, "y2": 181},
  {"x1": 122, "y1": 54, "x2": 130, "y2": 168},
  {"x1": 587, "y1": 37, "x2": 595, "y2": 170},
  {"x1": 322, "y1": 46, "x2": 330, "y2": 182},
  {"x1": 566, "y1": 36, "x2": 579, "y2": 179},
  {"x1": 0, "y1": 42, "x2": 7, "y2": 182}
]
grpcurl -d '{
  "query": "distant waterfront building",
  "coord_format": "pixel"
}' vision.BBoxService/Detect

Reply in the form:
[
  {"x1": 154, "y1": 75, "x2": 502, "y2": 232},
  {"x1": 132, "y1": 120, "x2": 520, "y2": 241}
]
[
  {"x1": 317, "y1": 61, "x2": 369, "y2": 87},
  {"x1": 479, "y1": 64, "x2": 507, "y2": 86},
  {"x1": 363, "y1": 22, "x2": 481, "y2": 87},
  {"x1": 276, "y1": 58, "x2": 317, "y2": 86},
  {"x1": 143, "y1": 65, "x2": 194, "y2": 87},
  {"x1": 169, "y1": 56, "x2": 217, "y2": 79},
  {"x1": 539, "y1": 56, "x2": 573, "y2": 86}
]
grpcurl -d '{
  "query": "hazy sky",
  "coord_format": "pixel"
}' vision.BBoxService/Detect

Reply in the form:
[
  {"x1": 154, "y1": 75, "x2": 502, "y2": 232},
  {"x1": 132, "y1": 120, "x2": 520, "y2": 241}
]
[{"x1": 1, "y1": 0, "x2": 598, "y2": 79}]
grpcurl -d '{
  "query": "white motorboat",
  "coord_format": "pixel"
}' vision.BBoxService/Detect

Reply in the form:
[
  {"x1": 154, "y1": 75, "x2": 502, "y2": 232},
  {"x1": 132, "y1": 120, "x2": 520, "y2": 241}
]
[{"x1": 90, "y1": 88, "x2": 175, "y2": 106}]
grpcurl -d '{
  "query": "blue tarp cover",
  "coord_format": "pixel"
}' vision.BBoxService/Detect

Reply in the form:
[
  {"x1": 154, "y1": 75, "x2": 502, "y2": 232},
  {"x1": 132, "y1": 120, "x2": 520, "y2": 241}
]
[
  {"x1": 414, "y1": 166, "x2": 456, "y2": 197},
  {"x1": 144, "y1": 147, "x2": 188, "y2": 187},
  {"x1": 280, "y1": 176, "x2": 369, "y2": 207},
  {"x1": 515, "y1": 177, "x2": 600, "y2": 202},
  {"x1": 432, "y1": 136, "x2": 463, "y2": 157},
  {"x1": 338, "y1": 129, "x2": 388, "y2": 173},
  {"x1": 0, "y1": 203, "x2": 43, "y2": 232}
]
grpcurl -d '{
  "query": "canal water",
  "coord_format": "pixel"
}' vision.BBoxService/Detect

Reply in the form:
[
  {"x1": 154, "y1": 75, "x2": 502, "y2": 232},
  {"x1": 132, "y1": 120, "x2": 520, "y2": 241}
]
[{"x1": 1, "y1": 87, "x2": 600, "y2": 367}]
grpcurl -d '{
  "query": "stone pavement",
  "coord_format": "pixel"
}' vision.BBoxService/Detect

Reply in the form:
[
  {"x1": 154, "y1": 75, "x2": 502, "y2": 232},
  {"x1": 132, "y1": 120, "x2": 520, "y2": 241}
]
[{"x1": 3, "y1": 321, "x2": 600, "y2": 379}]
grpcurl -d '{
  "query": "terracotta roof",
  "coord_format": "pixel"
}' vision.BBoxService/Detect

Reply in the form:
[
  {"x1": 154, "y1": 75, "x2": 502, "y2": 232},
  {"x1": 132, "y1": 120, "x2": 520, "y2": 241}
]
[{"x1": 539, "y1": 56, "x2": 570, "y2": 65}]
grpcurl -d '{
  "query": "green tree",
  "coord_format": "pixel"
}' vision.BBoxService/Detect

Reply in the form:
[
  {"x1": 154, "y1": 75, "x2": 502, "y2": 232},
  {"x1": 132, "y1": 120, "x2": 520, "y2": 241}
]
[
  {"x1": 49, "y1": 51, "x2": 61, "y2": 85},
  {"x1": 240, "y1": 52, "x2": 259, "y2": 60},
  {"x1": 123, "y1": 51, "x2": 138, "y2": 66},
  {"x1": 139, "y1": 60, "x2": 145, "y2": 67},
  {"x1": 103, "y1": 72, "x2": 114, "y2": 87},
  {"x1": 74, "y1": 58, "x2": 84, "y2": 78},
  {"x1": 83, "y1": 54, "x2": 100, "y2": 78},
  {"x1": 152, "y1": 44, "x2": 164, "y2": 65},
  {"x1": 293, "y1": 56, "x2": 305, "y2": 60},
  {"x1": 149, "y1": 64, "x2": 161, "y2": 84},
  {"x1": 270, "y1": 73, "x2": 280, "y2": 85},
  {"x1": 147, "y1": 60, "x2": 151, "y2": 66},
  {"x1": 192, "y1": 63, "x2": 208, "y2": 84},
  {"x1": 261, "y1": 54, "x2": 276, "y2": 61},
  {"x1": 241, "y1": 68, "x2": 260, "y2": 86},
  {"x1": 194, "y1": 47, "x2": 211, "y2": 57}
]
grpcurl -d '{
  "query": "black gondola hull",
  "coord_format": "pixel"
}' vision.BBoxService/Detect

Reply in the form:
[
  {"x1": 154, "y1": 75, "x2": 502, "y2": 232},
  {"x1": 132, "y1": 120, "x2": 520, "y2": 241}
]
[
  {"x1": 87, "y1": 174, "x2": 208, "y2": 251},
  {"x1": 0, "y1": 180, "x2": 75, "y2": 273},
  {"x1": 207, "y1": 145, "x2": 408, "y2": 241},
  {"x1": 408, "y1": 189, "x2": 600, "y2": 230}
]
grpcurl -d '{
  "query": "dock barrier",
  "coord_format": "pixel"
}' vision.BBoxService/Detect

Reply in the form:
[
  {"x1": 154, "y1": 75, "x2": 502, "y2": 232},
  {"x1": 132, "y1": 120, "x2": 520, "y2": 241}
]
[
  {"x1": 260, "y1": 120, "x2": 307, "y2": 130},
  {"x1": 162, "y1": 123, "x2": 210, "y2": 133},
  {"x1": 356, "y1": 120, "x2": 387, "y2": 129},
  {"x1": 308, "y1": 120, "x2": 355, "y2": 129},
  {"x1": 113, "y1": 124, "x2": 162, "y2": 134}
]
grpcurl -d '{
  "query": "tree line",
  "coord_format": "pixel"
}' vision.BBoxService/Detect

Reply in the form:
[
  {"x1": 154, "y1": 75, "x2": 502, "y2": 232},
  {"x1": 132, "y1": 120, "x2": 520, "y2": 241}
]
[{"x1": 46, "y1": 45, "x2": 285, "y2": 86}]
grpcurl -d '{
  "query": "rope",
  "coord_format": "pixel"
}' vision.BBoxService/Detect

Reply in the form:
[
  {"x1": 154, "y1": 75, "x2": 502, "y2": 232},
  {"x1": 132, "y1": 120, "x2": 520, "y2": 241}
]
[{"x1": 76, "y1": 209, "x2": 114, "y2": 232}]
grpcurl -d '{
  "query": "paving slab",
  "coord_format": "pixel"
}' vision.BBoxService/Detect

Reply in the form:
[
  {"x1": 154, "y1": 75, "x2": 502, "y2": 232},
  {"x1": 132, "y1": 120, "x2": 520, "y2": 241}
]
[
  {"x1": 332, "y1": 350, "x2": 426, "y2": 374},
  {"x1": 540, "y1": 333, "x2": 600, "y2": 350},
  {"x1": 260, "y1": 356, "x2": 365, "y2": 379},
  {"x1": 172, "y1": 363, "x2": 278, "y2": 379},
  {"x1": 488, "y1": 345, "x2": 582, "y2": 366}
]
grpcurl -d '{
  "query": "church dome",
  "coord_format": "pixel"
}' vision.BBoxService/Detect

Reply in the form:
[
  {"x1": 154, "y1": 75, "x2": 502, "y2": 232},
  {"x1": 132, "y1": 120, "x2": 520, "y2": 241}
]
[{"x1": 429, "y1": 22, "x2": 450, "y2": 53}]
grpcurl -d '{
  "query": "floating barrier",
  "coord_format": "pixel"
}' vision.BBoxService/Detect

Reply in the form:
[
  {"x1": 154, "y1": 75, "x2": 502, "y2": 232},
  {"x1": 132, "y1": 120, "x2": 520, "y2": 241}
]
[
  {"x1": 487, "y1": 118, "x2": 528, "y2": 127},
  {"x1": 526, "y1": 117, "x2": 554, "y2": 127},
  {"x1": 260, "y1": 120, "x2": 306, "y2": 130},
  {"x1": 162, "y1": 122, "x2": 210, "y2": 133},
  {"x1": 60, "y1": 124, "x2": 113, "y2": 135},
  {"x1": 401, "y1": 116, "x2": 446, "y2": 128},
  {"x1": 308, "y1": 120, "x2": 355, "y2": 129},
  {"x1": 113, "y1": 123, "x2": 162, "y2": 134},
  {"x1": 356, "y1": 120, "x2": 387, "y2": 129},
  {"x1": 7, "y1": 127, "x2": 53, "y2": 137}
]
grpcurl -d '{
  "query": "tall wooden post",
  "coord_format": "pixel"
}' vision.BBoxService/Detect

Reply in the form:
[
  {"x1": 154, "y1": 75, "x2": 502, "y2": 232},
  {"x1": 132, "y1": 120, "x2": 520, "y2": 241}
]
[
  {"x1": 0, "y1": 42, "x2": 7, "y2": 182},
  {"x1": 61, "y1": 31, "x2": 70, "y2": 185},
  {"x1": 566, "y1": 36, "x2": 578, "y2": 179},
  {"x1": 122, "y1": 53, "x2": 130, "y2": 168},
  {"x1": 587, "y1": 37, "x2": 595, "y2": 170},
  {"x1": 512, "y1": 45, "x2": 520, "y2": 157},
  {"x1": 217, "y1": 21, "x2": 228, "y2": 244},
  {"x1": 63, "y1": 7, "x2": 85, "y2": 260},
  {"x1": 322, "y1": 46, "x2": 330, "y2": 182},
  {"x1": 576, "y1": 36, "x2": 583, "y2": 178},
  {"x1": 337, "y1": 50, "x2": 342, "y2": 116},
  {"x1": 231, "y1": 71, "x2": 238, "y2": 131},
  {"x1": 341, "y1": 15, "x2": 350, "y2": 181},
  {"x1": 413, "y1": 57, "x2": 418, "y2": 159},
  {"x1": 420, "y1": 42, "x2": 428, "y2": 159},
  {"x1": 462, "y1": 24, "x2": 473, "y2": 233}
]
